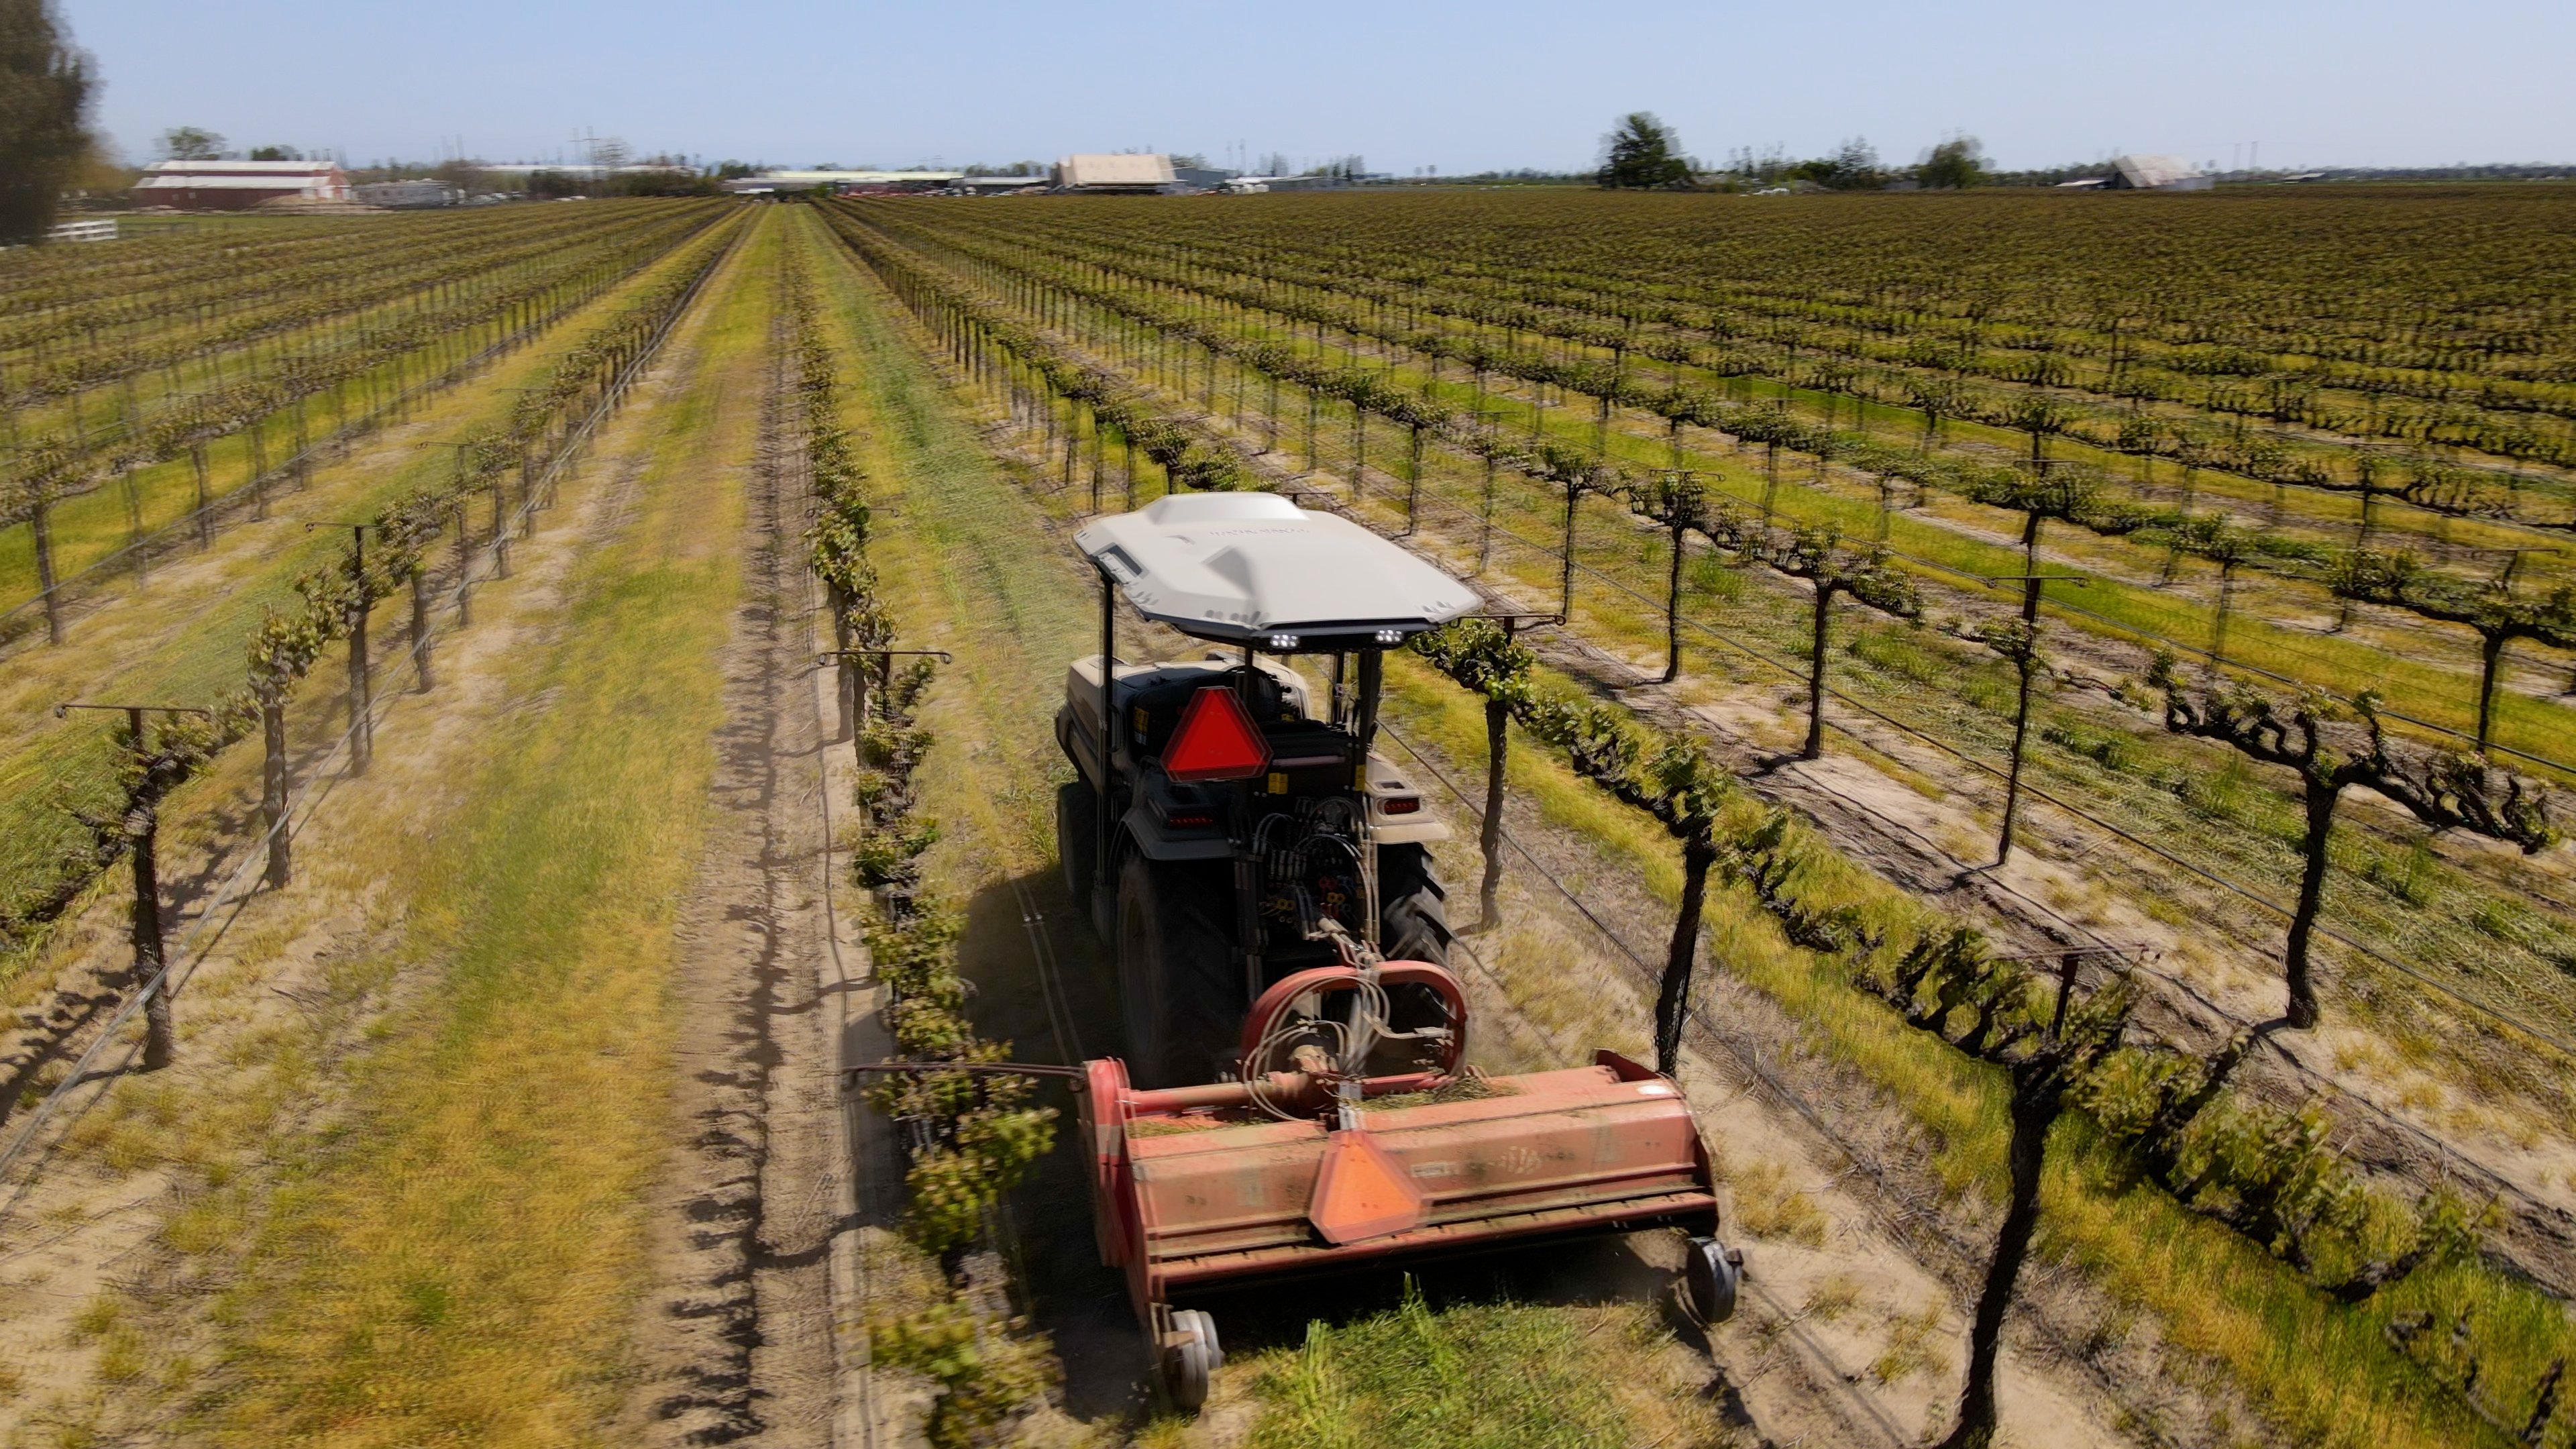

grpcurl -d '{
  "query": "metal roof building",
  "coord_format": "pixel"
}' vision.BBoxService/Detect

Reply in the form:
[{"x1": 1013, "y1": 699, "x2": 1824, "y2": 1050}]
[
  {"x1": 953, "y1": 174, "x2": 1050, "y2": 194},
  {"x1": 1053, "y1": 154, "x2": 1176, "y2": 193},
  {"x1": 133, "y1": 160, "x2": 350, "y2": 211},
  {"x1": 718, "y1": 169, "x2": 962, "y2": 194},
  {"x1": 2106, "y1": 155, "x2": 2212, "y2": 191}
]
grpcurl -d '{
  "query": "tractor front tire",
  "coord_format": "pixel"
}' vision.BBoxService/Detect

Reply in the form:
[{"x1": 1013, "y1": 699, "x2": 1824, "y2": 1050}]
[{"x1": 1116, "y1": 854, "x2": 1234, "y2": 1089}]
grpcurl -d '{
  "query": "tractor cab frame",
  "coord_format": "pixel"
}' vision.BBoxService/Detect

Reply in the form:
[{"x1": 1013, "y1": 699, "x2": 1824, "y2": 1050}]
[{"x1": 1056, "y1": 493, "x2": 1482, "y2": 1086}]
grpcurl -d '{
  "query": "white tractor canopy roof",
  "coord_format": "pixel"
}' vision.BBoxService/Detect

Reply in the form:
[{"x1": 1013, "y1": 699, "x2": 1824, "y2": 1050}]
[{"x1": 1075, "y1": 494, "x2": 1481, "y2": 649}]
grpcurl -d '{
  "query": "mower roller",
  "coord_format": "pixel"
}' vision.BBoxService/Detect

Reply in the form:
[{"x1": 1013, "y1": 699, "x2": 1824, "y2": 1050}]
[{"x1": 1044, "y1": 494, "x2": 1743, "y2": 1407}]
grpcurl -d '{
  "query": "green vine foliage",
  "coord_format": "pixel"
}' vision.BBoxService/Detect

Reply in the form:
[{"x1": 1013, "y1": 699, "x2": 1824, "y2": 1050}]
[
  {"x1": 868, "y1": 1296, "x2": 1057, "y2": 1449},
  {"x1": 781, "y1": 254, "x2": 1059, "y2": 1262},
  {"x1": 1407, "y1": 617, "x2": 2482, "y2": 1303}
]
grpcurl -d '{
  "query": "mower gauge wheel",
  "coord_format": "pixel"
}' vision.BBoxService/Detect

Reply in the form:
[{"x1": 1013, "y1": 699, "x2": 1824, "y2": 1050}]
[
  {"x1": 1684, "y1": 1237, "x2": 1745, "y2": 1326},
  {"x1": 1164, "y1": 1309, "x2": 1224, "y2": 1410}
]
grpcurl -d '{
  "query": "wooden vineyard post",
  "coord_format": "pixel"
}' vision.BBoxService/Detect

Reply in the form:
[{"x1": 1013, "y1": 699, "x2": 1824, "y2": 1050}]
[
  {"x1": 249, "y1": 427, "x2": 269, "y2": 521},
  {"x1": 1805, "y1": 580, "x2": 1835, "y2": 761},
  {"x1": 1089, "y1": 409, "x2": 1104, "y2": 511},
  {"x1": 1403, "y1": 422, "x2": 1424, "y2": 535},
  {"x1": 349, "y1": 555, "x2": 374, "y2": 776},
  {"x1": 191, "y1": 443, "x2": 213, "y2": 548},
  {"x1": 31, "y1": 494, "x2": 62, "y2": 646},
  {"x1": 58, "y1": 703, "x2": 215, "y2": 1069},
  {"x1": 311, "y1": 523, "x2": 378, "y2": 775},
  {"x1": 131, "y1": 765, "x2": 173, "y2": 1072},
  {"x1": 411, "y1": 567, "x2": 434, "y2": 693},
  {"x1": 1351, "y1": 402, "x2": 1366, "y2": 498},
  {"x1": 453, "y1": 498, "x2": 472, "y2": 625},
  {"x1": 1558, "y1": 474, "x2": 1585, "y2": 624},
  {"x1": 1989, "y1": 619, "x2": 2044, "y2": 867},
  {"x1": 491, "y1": 476, "x2": 511, "y2": 580},
  {"x1": 1761, "y1": 439, "x2": 1780, "y2": 531},
  {"x1": 1478, "y1": 692, "x2": 1508, "y2": 932},
  {"x1": 1654, "y1": 834, "x2": 1719, "y2": 1077},
  {"x1": 262, "y1": 684, "x2": 291, "y2": 888}
]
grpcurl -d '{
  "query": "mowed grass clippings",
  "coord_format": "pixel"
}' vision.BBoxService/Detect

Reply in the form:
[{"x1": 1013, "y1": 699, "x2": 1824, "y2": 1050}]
[
  {"x1": 1244, "y1": 1287, "x2": 1644, "y2": 1449},
  {"x1": 194, "y1": 213, "x2": 776, "y2": 1447}
]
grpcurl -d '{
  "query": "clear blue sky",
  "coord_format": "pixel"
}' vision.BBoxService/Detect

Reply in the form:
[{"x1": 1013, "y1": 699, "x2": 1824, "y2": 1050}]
[{"x1": 64, "y1": 0, "x2": 2576, "y2": 173}]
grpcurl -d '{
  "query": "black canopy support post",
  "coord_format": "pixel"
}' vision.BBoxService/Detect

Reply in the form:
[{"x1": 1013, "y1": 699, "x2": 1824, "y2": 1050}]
[
  {"x1": 1095, "y1": 568, "x2": 1118, "y2": 932},
  {"x1": 1353, "y1": 647, "x2": 1385, "y2": 949}
]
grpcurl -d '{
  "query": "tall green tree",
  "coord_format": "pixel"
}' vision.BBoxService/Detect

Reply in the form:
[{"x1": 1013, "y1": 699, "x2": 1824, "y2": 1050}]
[
  {"x1": 160, "y1": 125, "x2": 222, "y2": 160},
  {"x1": 0, "y1": 0, "x2": 93, "y2": 246},
  {"x1": 1599, "y1": 111, "x2": 1691, "y2": 190},
  {"x1": 1917, "y1": 133, "x2": 1987, "y2": 189}
]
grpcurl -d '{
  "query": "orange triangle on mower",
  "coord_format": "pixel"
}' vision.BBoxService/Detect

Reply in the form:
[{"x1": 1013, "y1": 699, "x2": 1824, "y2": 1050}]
[
  {"x1": 1164, "y1": 686, "x2": 1272, "y2": 782},
  {"x1": 1307, "y1": 1128, "x2": 1429, "y2": 1244}
]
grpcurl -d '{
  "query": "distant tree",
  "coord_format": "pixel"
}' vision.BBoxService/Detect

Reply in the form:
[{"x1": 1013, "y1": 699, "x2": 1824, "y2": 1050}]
[
  {"x1": 712, "y1": 159, "x2": 758, "y2": 180},
  {"x1": 1788, "y1": 137, "x2": 1886, "y2": 191},
  {"x1": 1260, "y1": 151, "x2": 1291, "y2": 177},
  {"x1": 248, "y1": 144, "x2": 300, "y2": 160},
  {"x1": 0, "y1": 0, "x2": 95, "y2": 243},
  {"x1": 1169, "y1": 152, "x2": 1208, "y2": 168},
  {"x1": 1918, "y1": 133, "x2": 1988, "y2": 189},
  {"x1": 160, "y1": 124, "x2": 223, "y2": 160},
  {"x1": 1599, "y1": 111, "x2": 1691, "y2": 189}
]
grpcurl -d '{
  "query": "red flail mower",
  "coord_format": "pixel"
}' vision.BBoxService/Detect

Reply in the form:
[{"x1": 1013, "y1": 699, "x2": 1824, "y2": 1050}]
[{"x1": 1077, "y1": 941, "x2": 1743, "y2": 1409}]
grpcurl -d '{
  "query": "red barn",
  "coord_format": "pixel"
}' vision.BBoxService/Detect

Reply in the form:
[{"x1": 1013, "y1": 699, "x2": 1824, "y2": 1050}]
[{"x1": 132, "y1": 159, "x2": 351, "y2": 211}]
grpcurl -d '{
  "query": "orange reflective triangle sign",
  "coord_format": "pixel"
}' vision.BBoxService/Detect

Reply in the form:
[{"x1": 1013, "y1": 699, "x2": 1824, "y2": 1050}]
[
  {"x1": 1308, "y1": 1128, "x2": 1429, "y2": 1244},
  {"x1": 1164, "y1": 686, "x2": 1271, "y2": 782}
]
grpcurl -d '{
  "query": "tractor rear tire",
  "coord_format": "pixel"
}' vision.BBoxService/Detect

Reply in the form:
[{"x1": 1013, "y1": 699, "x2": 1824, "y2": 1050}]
[
  {"x1": 1056, "y1": 781, "x2": 1099, "y2": 914},
  {"x1": 1116, "y1": 854, "x2": 1234, "y2": 1089},
  {"x1": 1377, "y1": 843, "x2": 1452, "y2": 965}
]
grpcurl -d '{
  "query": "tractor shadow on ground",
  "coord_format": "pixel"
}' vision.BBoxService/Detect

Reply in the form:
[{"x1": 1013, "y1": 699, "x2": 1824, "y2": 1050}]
[{"x1": 953, "y1": 869, "x2": 1695, "y2": 1424}]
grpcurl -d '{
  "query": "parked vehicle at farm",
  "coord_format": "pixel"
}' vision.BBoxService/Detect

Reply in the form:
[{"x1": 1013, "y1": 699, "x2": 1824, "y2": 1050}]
[{"x1": 1054, "y1": 493, "x2": 1741, "y2": 1407}]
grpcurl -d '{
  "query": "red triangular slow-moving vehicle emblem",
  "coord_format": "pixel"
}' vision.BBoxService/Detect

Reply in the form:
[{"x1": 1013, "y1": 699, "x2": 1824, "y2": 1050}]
[
  {"x1": 1163, "y1": 686, "x2": 1271, "y2": 782},
  {"x1": 1307, "y1": 1128, "x2": 1429, "y2": 1244}
]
